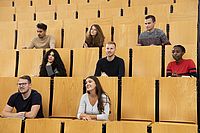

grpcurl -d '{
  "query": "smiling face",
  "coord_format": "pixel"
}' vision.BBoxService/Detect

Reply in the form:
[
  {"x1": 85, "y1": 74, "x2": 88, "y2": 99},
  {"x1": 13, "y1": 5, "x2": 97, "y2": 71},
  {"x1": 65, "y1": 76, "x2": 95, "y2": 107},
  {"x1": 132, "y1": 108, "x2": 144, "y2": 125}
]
[
  {"x1": 17, "y1": 78, "x2": 31, "y2": 94},
  {"x1": 106, "y1": 43, "x2": 116, "y2": 58},
  {"x1": 172, "y1": 47, "x2": 184, "y2": 62},
  {"x1": 90, "y1": 26, "x2": 98, "y2": 36},
  {"x1": 145, "y1": 18, "x2": 155, "y2": 32},
  {"x1": 85, "y1": 78, "x2": 96, "y2": 92},
  {"x1": 48, "y1": 51, "x2": 55, "y2": 63}
]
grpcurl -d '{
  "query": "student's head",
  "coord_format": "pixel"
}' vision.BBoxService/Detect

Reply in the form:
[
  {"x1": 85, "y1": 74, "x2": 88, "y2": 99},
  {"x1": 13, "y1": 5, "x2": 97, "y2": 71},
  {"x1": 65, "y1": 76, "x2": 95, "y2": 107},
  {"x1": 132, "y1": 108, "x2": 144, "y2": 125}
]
[
  {"x1": 145, "y1": 15, "x2": 156, "y2": 31},
  {"x1": 43, "y1": 49, "x2": 63, "y2": 65},
  {"x1": 37, "y1": 23, "x2": 47, "y2": 38},
  {"x1": 17, "y1": 75, "x2": 32, "y2": 94},
  {"x1": 172, "y1": 45, "x2": 186, "y2": 62},
  {"x1": 89, "y1": 24, "x2": 104, "y2": 37},
  {"x1": 106, "y1": 41, "x2": 116, "y2": 58},
  {"x1": 85, "y1": 76, "x2": 110, "y2": 113},
  {"x1": 85, "y1": 24, "x2": 105, "y2": 47}
]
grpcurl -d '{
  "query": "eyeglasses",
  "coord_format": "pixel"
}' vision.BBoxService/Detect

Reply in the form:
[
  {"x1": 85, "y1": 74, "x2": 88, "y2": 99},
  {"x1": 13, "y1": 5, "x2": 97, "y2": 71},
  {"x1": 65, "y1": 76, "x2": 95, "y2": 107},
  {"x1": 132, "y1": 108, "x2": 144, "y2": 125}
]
[{"x1": 17, "y1": 83, "x2": 28, "y2": 86}]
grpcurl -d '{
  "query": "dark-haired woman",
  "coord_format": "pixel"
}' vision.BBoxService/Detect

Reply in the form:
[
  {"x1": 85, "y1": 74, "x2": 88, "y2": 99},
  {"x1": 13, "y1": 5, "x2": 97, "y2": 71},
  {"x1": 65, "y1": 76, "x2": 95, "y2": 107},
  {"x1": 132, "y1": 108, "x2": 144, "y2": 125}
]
[
  {"x1": 77, "y1": 76, "x2": 110, "y2": 121},
  {"x1": 39, "y1": 49, "x2": 67, "y2": 77}
]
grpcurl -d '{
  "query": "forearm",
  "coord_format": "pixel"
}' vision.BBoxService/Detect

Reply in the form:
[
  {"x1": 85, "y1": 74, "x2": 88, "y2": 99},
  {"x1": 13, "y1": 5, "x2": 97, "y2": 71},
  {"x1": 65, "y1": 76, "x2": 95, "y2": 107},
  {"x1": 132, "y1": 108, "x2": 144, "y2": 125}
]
[{"x1": 1, "y1": 111, "x2": 23, "y2": 118}]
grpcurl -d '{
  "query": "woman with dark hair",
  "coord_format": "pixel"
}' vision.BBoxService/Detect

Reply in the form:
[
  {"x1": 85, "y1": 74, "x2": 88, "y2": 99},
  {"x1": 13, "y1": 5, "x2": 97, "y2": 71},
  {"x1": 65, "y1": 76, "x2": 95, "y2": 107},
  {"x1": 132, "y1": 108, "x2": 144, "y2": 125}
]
[
  {"x1": 83, "y1": 24, "x2": 105, "y2": 48},
  {"x1": 39, "y1": 49, "x2": 67, "y2": 77},
  {"x1": 77, "y1": 76, "x2": 110, "y2": 121}
]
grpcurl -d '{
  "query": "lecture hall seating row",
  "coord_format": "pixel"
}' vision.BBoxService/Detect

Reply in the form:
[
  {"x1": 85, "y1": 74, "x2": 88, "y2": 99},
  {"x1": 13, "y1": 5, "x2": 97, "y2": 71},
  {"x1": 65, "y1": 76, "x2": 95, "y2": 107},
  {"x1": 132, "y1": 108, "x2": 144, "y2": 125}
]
[
  {"x1": 0, "y1": 45, "x2": 196, "y2": 78},
  {"x1": 0, "y1": 77, "x2": 197, "y2": 123},
  {"x1": 0, "y1": 118, "x2": 198, "y2": 133}
]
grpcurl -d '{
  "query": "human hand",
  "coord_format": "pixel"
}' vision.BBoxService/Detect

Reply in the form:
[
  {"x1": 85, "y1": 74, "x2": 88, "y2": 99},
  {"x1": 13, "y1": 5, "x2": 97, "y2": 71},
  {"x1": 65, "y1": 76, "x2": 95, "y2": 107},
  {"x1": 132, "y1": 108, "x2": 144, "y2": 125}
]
[
  {"x1": 46, "y1": 62, "x2": 52, "y2": 66},
  {"x1": 83, "y1": 43, "x2": 88, "y2": 48},
  {"x1": 16, "y1": 112, "x2": 25, "y2": 119},
  {"x1": 101, "y1": 72, "x2": 108, "y2": 77}
]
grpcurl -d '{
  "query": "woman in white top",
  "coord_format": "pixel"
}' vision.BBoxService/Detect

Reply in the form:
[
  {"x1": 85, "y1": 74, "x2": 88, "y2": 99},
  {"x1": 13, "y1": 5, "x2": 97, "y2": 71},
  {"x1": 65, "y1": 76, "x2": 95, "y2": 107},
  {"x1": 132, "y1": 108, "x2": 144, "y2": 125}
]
[{"x1": 77, "y1": 76, "x2": 110, "y2": 121}]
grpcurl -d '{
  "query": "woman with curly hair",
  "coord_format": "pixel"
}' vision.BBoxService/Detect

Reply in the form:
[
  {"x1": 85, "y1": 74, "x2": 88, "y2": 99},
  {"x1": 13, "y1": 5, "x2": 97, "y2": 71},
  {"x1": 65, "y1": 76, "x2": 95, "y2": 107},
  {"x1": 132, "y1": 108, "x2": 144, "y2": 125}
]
[
  {"x1": 77, "y1": 76, "x2": 110, "y2": 121},
  {"x1": 39, "y1": 49, "x2": 67, "y2": 77},
  {"x1": 83, "y1": 24, "x2": 105, "y2": 48}
]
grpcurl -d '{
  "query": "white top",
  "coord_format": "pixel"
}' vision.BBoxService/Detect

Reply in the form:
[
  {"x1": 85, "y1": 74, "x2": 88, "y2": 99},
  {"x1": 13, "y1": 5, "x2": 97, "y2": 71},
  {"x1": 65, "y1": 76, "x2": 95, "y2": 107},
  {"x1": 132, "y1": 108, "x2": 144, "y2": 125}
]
[{"x1": 77, "y1": 93, "x2": 110, "y2": 120}]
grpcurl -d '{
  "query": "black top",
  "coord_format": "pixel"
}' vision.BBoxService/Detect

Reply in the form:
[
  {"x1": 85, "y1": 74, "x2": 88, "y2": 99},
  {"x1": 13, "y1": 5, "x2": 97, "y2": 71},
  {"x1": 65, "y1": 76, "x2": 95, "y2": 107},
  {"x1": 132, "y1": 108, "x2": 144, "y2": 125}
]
[
  {"x1": 7, "y1": 89, "x2": 44, "y2": 118},
  {"x1": 94, "y1": 56, "x2": 125, "y2": 77}
]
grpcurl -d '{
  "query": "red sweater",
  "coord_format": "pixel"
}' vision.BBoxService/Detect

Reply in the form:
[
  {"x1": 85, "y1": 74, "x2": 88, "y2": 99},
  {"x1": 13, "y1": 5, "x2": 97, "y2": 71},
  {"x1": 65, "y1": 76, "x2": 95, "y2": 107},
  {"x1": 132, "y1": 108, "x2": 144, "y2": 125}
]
[{"x1": 166, "y1": 59, "x2": 197, "y2": 77}]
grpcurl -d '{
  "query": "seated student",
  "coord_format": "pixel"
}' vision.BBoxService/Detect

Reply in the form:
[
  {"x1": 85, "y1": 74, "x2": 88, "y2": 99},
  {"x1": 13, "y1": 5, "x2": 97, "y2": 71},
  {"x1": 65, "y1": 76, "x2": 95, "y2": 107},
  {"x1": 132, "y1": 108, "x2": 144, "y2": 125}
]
[
  {"x1": 1, "y1": 75, "x2": 44, "y2": 119},
  {"x1": 39, "y1": 49, "x2": 67, "y2": 77},
  {"x1": 77, "y1": 76, "x2": 110, "y2": 121},
  {"x1": 23, "y1": 23, "x2": 55, "y2": 49},
  {"x1": 138, "y1": 15, "x2": 170, "y2": 46},
  {"x1": 166, "y1": 45, "x2": 197, "y2": 77},
  {"x1": 94, "y1": 41, "x2": 125, "y2": 77},
  {"x1": 83, "y1": 24, "x2": 105, "y2": 48}
]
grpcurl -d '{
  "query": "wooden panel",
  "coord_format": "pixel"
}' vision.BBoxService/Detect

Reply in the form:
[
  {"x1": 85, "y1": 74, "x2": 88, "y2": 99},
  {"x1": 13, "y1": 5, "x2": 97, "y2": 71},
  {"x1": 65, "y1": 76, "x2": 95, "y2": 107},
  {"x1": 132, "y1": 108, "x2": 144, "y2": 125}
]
[
  {"x1": 31, "y1": 77, "x2": 51, "y2": 117},
  {"x1": 106, "y1": 121, "x2": 151, "y2": 133},
  {"x1": 121, "y1": 77, "x2": 155, "y2": 121},
  {"x1": 72, "y1": 48, "x2": 99, "y2": 77},
  {"x1": 102, "y1": 47, "x2": 129, "y2": 77},
  {"x1": 132, "y1": 46, "x2": 162, "y2": 78},
  {"x1": 152, "y1": 122, "x2": 198, "y2": 133},
  {"x1": 0, "y1": 77, "x2": 18, "y2": 114},
  {"x1": 18, "y1": 49, "x2": 43, "y2": 76},
  {"x1": 0, "y1": 118, "x2": 22, "y2": 133},
  {"x1": 25, "y1": 118, "x2": 62, "y2": 133},
  {"x1": 0, "y1": 7, "x2": 15, "y2": 21},
  {"x1": 0, "y1": 21, "x2": 16, "y2": 49},
  {"x1": 64, "y1": 120, "x2": 102, "y2": 133},
  {"x1": 159, "y1": 78, "x2": 197, "y2": 123},
  {"x1": 52, "y1": 77, "x2": 83, "y2": 117},
  {"x1": 0, "y1": 50, "x2": 16, "y2": 76},
  {"x1": 63, "y1": 19, "x2": 87, "y2": 48},
  {"x1": 98, "y1": 77, "x2": 118, "y2": 121},
  {"x1": 169, "y1": 20, "x2": 197, "y2": 45}
]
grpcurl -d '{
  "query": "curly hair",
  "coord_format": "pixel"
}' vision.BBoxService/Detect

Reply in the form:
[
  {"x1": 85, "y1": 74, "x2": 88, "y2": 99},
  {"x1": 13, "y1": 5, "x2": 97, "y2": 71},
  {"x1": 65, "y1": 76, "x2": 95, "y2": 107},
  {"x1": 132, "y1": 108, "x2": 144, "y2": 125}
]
[
  {"x1": 39, "y1": 49, "x2": 67, "y2": 77},
  {"x1": 86, "y1": 76, "x2": 110, "y2": 113},
  {"x1": 85, "y1": 24, "x2": 105, "y2": 47}
]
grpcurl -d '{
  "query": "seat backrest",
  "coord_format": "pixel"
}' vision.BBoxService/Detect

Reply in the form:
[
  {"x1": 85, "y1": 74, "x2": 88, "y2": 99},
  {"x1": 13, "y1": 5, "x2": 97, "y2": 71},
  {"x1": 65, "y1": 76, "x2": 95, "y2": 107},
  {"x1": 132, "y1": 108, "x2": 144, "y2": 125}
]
[
  {"x1": 64, "y1": 120, "x2": 103, "y2": 133},
  {"x1": 25, "y1": 118, "x2": 62, "y2": 133},
  {"x1": 63, "y1": 19, "x2": 87, "y2": 48},
  {"x1": 72, "y1": 48, "x2": 99, "y2": 77},
  {"x1": 159, "y1": 77, "x2": 197, "y2": 123},
  {"x1": 0, "y1": 77, "x2": 18, "y2": 113},
  {"x1": 0, "y1": 118, "x2": 22, "y2": 133},
  {"x1": 0, "y1": 50, "x2": 16, "y2": 77},
  {"x1": 152, "y1": 122, "x2": 198, "y2": 133},
  {"x1": 98, "y1": 77, "x2": 118, "y2": 121},
  {"x1": 132, "y1": 46, "x2": 162, "y2": 78},
  {"x1": 31, "y1": 77, "x2": 51, "y2": 117},
  {"x1": 52, "y1": 77, "x2": 83, "y2": 118},
  {"x1": 121, "y1": 77, "x2": 155, "y2": 121},
  {"x1": 0, "y1": 22, "x2": 16, "y2": 49},
  {"x1": 106, "y1": 121, "x2": 151, "y2": 133},
  {"x1": 18, "y1": 49, "x2": 43, "y2": 76}
]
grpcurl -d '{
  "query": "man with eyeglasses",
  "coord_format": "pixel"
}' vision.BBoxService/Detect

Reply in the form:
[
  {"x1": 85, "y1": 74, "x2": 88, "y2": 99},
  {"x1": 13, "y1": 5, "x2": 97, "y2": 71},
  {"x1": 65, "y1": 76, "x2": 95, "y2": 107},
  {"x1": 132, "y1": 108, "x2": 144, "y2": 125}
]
[{"x1": 1, "y1": 75, "x2": 44, "y2": 119}]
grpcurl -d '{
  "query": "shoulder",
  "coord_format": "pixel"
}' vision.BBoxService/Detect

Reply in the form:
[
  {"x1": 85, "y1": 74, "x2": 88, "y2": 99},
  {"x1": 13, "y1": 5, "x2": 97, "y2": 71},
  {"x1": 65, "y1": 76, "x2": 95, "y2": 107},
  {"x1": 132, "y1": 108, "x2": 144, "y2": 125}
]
[
  {"x1": 167, "y1": 61, "x2": 176, "y2": 66},
  {"x1": 10, "y1": 92, "x2": 20, "y2": 99},
  {"x1": 115, "y1": 56, "x2": 124, "y2": 62},
  {"x1": 184, "y1": 59, "x2": 195, "y2": 64},
  {"x1": 98, "y1": 57, "x2": 107, "y2": 62},
  {"x1": 139, "y1": 31, "x2": 148, "y2": 38},
  {"x1": 154, "y1": 28, "x2": 165, "y2": 34},
  {"x1": 81, "y1": 93, "x2": 88, "y2": 100},
  {"x1": 31, "y1": 89, "x2": 42, "y2": 97},
  {"x1": 101, "y1": 93, "x2": 110, "y2": 102}
]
